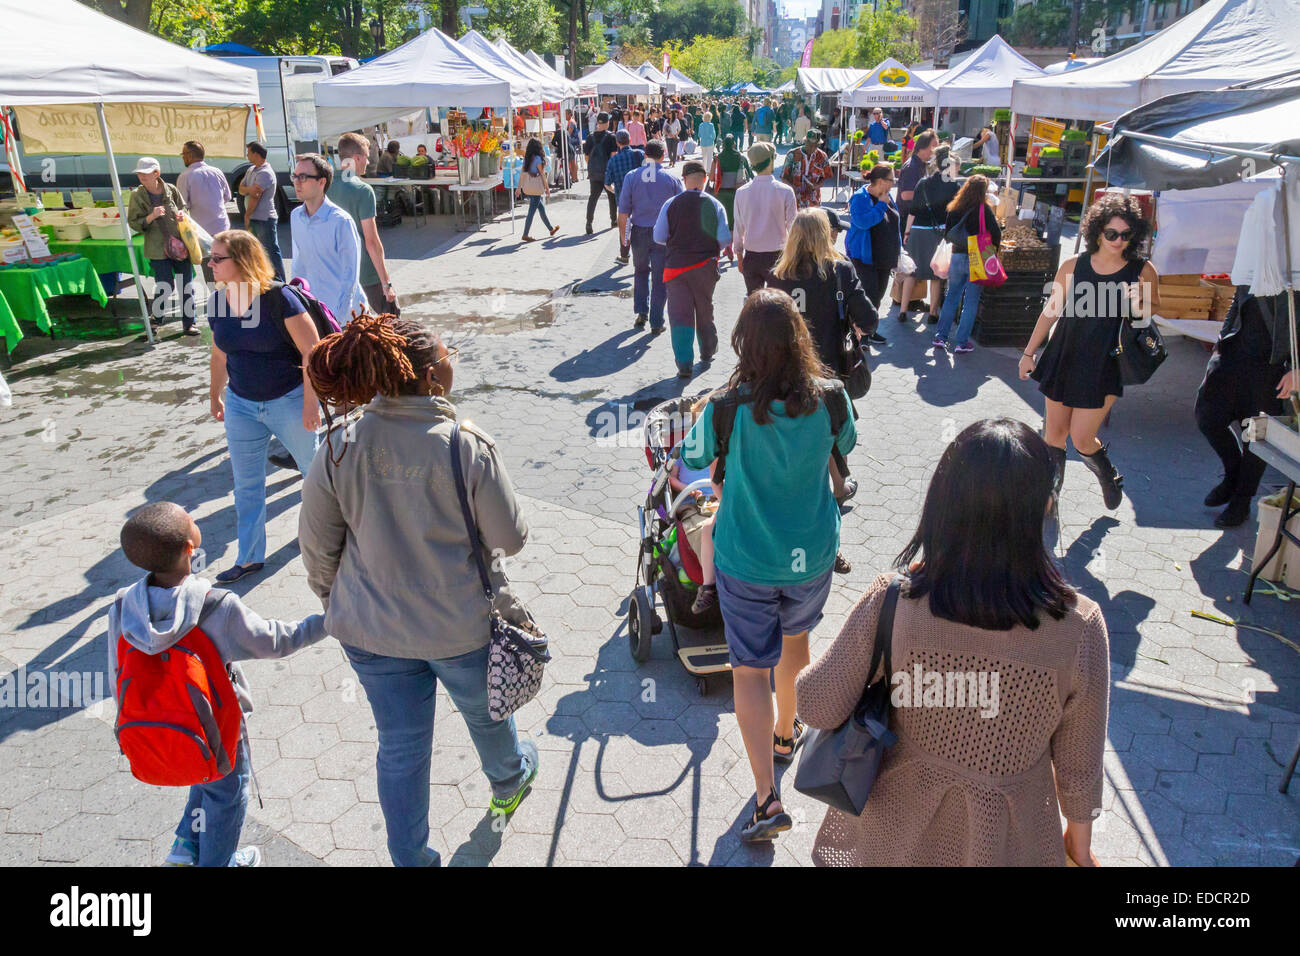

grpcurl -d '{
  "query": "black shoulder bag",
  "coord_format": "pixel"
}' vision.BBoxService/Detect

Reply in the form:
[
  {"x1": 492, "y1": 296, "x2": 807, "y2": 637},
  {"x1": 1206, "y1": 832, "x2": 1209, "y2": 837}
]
[
  {"x1": 835, "y1": 263, "x2": 872, "y2": 400},
  {"x1": 449, "y1": 424, "x2": 550, "y2": 721},
  {"x1": 1112, "y1": 264, "x2": 1167, "y2": 386},
  {"x1": 793, "y1": 574, "x2": 902, "y2": 815}
]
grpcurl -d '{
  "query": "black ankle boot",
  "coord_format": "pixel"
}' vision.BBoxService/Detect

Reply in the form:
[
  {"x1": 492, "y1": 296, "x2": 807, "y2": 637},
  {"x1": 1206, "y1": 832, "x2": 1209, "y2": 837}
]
[
  {"x1": 1080, "y1": 443, "x2": 1124, "y2": 510},
  {"x1": 1214, "y1": 496, "x2": 1252, "y2": 528},
  {"x1": 1049, "y1": 445, "x2": 1067, "y2": 505},
  {"x1": 1204, "y1": 476, "x2": 1236, "y2": 508}
]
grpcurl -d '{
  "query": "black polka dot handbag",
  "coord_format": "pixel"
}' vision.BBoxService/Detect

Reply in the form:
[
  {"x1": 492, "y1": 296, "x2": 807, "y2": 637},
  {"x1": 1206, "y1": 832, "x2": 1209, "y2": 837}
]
[{"x1": 450, "y1": 424, "x2": 550, "y2": 721}]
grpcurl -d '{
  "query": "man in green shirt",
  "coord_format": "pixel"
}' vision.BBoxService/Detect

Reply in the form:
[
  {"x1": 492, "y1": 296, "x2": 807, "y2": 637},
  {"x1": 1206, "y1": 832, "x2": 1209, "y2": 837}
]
[{"x1": 327, "y1": 132, "x2": 399, "y2": 316}]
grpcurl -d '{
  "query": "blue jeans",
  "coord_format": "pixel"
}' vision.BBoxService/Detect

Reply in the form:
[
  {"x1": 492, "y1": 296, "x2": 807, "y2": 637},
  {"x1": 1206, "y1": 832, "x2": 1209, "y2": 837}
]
[
  {"x1": 222, "y1": 384, "x2": 318, "y2": 566},
  {"x1": 630, "y1": 225, "x2": 666, "y2": 329},
  {"x1": 175, "y1": 735, "x2": 250, "y2": 867},
  {"x1": 248, "y1": 218, "x2": 285, "y2": 281},
  {"x1": 523, "y1": 195, "x2": 553, "y2": 235},
  {"x1": 342, "y1": 643, "x2": 538, "y2": 867},
  {"x1": 937, "y1": 252, "x2": 983, "y2": 347},
  {"x1": 149, "y1": 258, "x2": 196, "y2": 330}
]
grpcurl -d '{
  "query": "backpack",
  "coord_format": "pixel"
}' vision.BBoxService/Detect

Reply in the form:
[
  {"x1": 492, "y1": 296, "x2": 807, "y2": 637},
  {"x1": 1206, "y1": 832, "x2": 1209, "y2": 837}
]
[
  {"x1": 113, "y1": 589, "x2": 243, "y2": 786},
  {"x1": 710, "y1": 379, "x2": 851, "y2": 487},
  {"x1": 265, "y1": 279, "x2": 344, "y2": 345}
]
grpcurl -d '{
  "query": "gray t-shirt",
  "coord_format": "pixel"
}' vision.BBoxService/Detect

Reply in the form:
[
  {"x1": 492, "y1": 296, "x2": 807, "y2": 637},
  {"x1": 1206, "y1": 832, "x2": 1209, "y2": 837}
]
[
  {"x1": 244, "y1": 163, "x2": 278, "y2": 221},
  {"x1": 327, "y1": 174, "x2": 379, "y2": 287}
]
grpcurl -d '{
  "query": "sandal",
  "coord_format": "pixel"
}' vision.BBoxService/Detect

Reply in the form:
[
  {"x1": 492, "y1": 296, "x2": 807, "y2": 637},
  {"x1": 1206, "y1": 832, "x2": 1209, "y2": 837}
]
[
  {"x1": 773, "y1": 717, "x2": 805, "y2": 764},
  {"x1": 740, "y1": 788, "x2": 792, "y2": 843},
  {"x1": 834, "y1": 552, "x2": 851, "y2": 575}
]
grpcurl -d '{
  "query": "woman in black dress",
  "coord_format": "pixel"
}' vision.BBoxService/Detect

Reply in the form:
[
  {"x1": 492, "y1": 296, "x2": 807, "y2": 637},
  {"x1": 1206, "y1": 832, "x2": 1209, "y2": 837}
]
[{"x1": 1019, "y1": 194, "x2": 1159, "y2": 511}]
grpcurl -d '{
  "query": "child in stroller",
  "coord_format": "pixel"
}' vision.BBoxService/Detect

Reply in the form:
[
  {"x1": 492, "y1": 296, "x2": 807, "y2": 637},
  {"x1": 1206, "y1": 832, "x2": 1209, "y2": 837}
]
[{"x1": 666, "y1": 398, "x2": 720, "y2": 616}]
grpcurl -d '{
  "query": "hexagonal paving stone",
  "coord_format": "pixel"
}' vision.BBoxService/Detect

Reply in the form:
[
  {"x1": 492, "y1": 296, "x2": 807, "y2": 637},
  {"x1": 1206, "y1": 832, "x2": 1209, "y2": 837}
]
[
  {"x1": 1128, "y1": 733, "x2": 1198, "y2": 772},
  {"x1": 553, "y1": 811, "x2": 626, "y2": 862},
  {"x1": 256, "y1": 758, "x2": 319, "y2": 800},
  {"x1": 330, "y1": 801, "x2": 388, "y2": 852},
  {"x1": 6, "y1": 788, "x2": 81, "y2": 834},
  {"x1": 289, "y1": 778, "x2": 358, "y2": 825},
  {"x1": 1155, "y1": 770, "x2": 1228, "y2": 815},
  {"x1": 277, "y1": 722, "x2": 341, "y2": 761}
]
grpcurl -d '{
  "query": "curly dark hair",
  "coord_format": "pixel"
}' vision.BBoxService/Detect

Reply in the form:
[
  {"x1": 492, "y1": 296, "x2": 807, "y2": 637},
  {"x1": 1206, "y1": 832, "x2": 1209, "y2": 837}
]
[{"x1": 1082, "y1": 193, "x2": 1150, "y2": 260}]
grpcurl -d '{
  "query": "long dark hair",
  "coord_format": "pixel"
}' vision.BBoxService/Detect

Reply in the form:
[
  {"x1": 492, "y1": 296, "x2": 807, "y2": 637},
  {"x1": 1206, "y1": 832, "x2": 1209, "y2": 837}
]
[
  {"x1": 896, "y1": 418, "x2": 1076, "y2": 630},
  {"x1": 523, "y1": 136, "x2": 545, "y2": 170},
  {"x1": 728, "y1": 289, "x2": 832, "y2": 425},
  {"x1": 947, "y1": 173, "x2": 990, "y2": 218}
]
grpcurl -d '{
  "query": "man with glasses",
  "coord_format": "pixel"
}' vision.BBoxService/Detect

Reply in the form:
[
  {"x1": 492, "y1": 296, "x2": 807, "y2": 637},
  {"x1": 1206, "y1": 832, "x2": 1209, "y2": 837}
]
[
  {"x1": 239, "y1": 141, "x2": 284, "y2": 280},
  {"x1": 289, "y1": 154, "x2": 365, "y2": 326},
  {"x1": 328, "y1": 132, "x2": 399, "y2": 317},
  {"x1": 867, "y1": 108, "x2": 890, "y2": 148}
]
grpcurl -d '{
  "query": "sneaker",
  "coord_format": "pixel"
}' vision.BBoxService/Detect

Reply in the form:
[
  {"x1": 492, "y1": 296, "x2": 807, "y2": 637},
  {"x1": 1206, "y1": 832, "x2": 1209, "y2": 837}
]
[
  {"x1": 931, "y1": 334, "x2": 949, "y2": 350},
  {"x1": 215, "y1": 562, "x2": 264, "y2": 584},
  {"x1": 634, "y1": 313, "x2": 648, "y2": 330},
  {"x1": 835, "y1": 476, "x2": 858, "y2": 505},
  {"x1": 490, "y1": 741, "x2": 539, "y2": 815},
  {"x1": 649, "y1": 326, "x2": 665, "y2": 336},
  {"x1": 677, "y1": 363, "x2": 694, "y2": 379},
  {"x1": 691, "y1": 583, "x2": 718, "y2": 616},
  {"x1": 267, "y1": 449, "x2": 297, "y2": 470},
  {"x1": 953, "y1": 341, "x2": 974, "y2": 354},
  {"x1": 867, "y1": 331, "x2": 887, "y2": 345},
  {"x1": 549, "y1": 226, "x2": 560, "y2": 237},
  {"x1": 228, "y1": 846, "x2": 262, "y2": 867},
  {"x1": 616, "y1": 255, "x2": 629, "y2": 264},
  {"x1": 164, "y1": 837, "x2": 197, "y2": 866},
  {"x1": 521, "y1": 234, "x2": 536, "y2": 243}
]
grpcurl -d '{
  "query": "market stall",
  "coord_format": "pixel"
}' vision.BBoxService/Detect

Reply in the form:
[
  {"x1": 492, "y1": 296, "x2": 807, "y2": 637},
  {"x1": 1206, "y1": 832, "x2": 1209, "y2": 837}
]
[
  {"x1": 667, "y1": 69, "x2": 704, "y2": 96},
  {"x1": 929, "y1": 34, "x2": 1044, "y2": 161},
  {"x1": 493, "y1": 38, "x2": 582, "y2": 188},
  {"x1": 315, "y1": 27, "x2": 540, "y2": 230},
  {"x1": 581, "y1": 60, "x2": 659, "y2": 103},
  {"x1": 0, "y1": 0, "x2": 259, "y2": 350},
  {"x1": 637, "y1": 63, "x2": 677, "y2": 95},
  {"x1": 837, "y1": 60, "x2": 939, "y2": 193}
]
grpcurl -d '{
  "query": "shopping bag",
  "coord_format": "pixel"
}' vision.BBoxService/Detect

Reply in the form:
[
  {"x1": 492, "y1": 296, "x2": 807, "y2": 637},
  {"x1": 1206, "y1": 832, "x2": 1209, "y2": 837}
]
[
  {"x1": 969, "y1": 204, "x2": 1006, "y2": 287},
  {"x1": 896, "y1": 250, "x2": 917, "y2": 276},
  {"x1": 930, "y1": 239, "x2": 952, "y2": 279},
  {"x1": 176, "y1": 217, "x2": 204, "y2": 266}
]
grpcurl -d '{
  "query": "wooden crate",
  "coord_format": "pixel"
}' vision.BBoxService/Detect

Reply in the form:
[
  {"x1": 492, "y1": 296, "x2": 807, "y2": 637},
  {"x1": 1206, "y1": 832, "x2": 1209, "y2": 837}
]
[{"x1": 1161, "y1": 273, "x2": 1207, "y2": 287}]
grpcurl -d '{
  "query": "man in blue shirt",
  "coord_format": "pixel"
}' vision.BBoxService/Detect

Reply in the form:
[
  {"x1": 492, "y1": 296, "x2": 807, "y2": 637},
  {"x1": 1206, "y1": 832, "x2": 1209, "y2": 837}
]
[
  {"x1": 618, "y1": 140, "x2": 683, "y2": 333},
  {"x1": 604, "y1": 130, "x2": 644, "y2": 264},
  {"x1": 867, "y1": 107, "x2": 890, "y2": 147},
  {"x1": 752, "y1": 99, "x2": 776, "y2": 143},
  {"x1": 654, "y1": 160, "x2": 731, "y2": 378},
  {"x1": 289, "y1": 154, "x2": 364, "y2": 325}
]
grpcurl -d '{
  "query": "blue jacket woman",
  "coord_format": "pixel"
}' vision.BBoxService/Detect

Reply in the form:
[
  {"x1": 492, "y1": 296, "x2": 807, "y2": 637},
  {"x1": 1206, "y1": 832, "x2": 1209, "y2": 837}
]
[{"x1": 846, "y1": 163, "x2": 900, "y2": 306}]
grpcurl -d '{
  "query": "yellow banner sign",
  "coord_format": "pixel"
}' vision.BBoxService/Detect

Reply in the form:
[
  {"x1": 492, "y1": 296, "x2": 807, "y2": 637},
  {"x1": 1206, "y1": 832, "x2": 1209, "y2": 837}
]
[{"x1": 13, "y1": 103, "x2": 251, "y2": 158}]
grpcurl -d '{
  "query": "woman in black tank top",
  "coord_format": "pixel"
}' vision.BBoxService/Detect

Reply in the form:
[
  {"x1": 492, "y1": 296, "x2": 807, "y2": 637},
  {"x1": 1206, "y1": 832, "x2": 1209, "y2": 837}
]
[{"x1": 1019, "y1": 195, "x2": 1158, "y2": 513}]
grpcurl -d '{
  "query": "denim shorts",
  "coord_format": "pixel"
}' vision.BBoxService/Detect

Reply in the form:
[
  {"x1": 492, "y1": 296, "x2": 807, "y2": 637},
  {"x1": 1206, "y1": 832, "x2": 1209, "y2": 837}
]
[{"x1": 715, "y1": 567, "x2": 835, "y2": 669}]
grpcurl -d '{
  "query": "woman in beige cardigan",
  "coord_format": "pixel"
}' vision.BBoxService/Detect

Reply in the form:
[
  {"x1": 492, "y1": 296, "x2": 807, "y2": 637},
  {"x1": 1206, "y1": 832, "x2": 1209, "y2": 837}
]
[{"x1": 796, "y1": 418, "x2": 1108, "y2": 866}]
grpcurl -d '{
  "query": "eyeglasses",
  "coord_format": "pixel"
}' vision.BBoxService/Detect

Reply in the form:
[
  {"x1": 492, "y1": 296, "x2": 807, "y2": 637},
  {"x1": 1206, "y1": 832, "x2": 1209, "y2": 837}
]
[
  {"x1": 209, "y1": 253, "x2": 231, "y2": 264},
  {"x1": 435, "y1": 346, "x2": 460, "y2": 366},
  {"x1": 1102, "y1": 228, "x2": 1133, "y2": 242},
  {"x1": 290, "y1": 173, "x2": 325, "y2": 183}
]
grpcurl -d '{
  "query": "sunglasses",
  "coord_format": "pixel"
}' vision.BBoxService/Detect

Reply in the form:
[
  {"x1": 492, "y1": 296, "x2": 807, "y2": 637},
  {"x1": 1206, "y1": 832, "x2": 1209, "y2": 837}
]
[
  {"x1": 435, "y1": 346, "x2": 460, "y2": 366},
  {"x1": 290, "y1": 172, "x2": 325, "y2": 183},
  {"x1": 209, "y1": 253, "x2": 231, "y2": 264},
  {"x1": 1102, "y1": 228, "x2": 1133, "y2": 242}
]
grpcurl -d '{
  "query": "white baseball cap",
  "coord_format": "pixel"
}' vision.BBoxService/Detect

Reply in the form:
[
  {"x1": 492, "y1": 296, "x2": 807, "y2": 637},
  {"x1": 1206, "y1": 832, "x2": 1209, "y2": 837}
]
[{"x1": 132, "y1": 157, "x2": 161, "y2": 175}]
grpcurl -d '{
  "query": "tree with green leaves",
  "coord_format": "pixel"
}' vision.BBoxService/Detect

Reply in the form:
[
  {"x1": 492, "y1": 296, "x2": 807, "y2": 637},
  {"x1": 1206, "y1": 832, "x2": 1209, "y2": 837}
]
[
  {"x1": 481, "y1": 0, "x2": 562, "y2": 52},
  {"x1": 853, "y1": 0, "x2": 918, "y2": 66},
  {"x1": 647, "y1": 0, "x2": 745, "y2": 47}
]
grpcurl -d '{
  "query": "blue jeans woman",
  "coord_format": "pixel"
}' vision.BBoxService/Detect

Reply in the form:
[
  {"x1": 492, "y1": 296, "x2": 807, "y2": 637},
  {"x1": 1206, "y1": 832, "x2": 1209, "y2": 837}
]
[{"x1": 935, "y1": 252, "x2": 983, "y2": 352}]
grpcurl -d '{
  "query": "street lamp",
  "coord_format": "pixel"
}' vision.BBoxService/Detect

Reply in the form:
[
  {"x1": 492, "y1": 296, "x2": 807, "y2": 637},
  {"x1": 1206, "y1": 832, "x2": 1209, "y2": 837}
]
[{"x1": 369, "y1": 18, "x2": 383, "y2": 55}]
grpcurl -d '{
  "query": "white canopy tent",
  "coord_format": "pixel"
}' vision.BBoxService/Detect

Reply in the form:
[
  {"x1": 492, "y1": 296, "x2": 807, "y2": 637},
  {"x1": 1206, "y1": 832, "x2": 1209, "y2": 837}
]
[
  {"x1": 494, "y1": 38, "x2": 578, "y2": 101},
  {"x1": 581, "y1": 60, "x2": 659, "y2": 96},
  {"x1": 841, "y1": 58, "x2": 939, "y2": 107},
  {"x1": 668, "y1": 68, "x2": 704, "y2": 95},
  {"x1": 0, "y1": 0, "x2": 261, "y2": 344},
  {"x1": 456, "y1": 30, "x2": 547, "y2": 106},
  {"x1": 1010, "y1": 0, "x2": 1300, "y2": 120},
  {"x1": 930, "y1": 35, "x2": 1044, "y2": 108},
  {"x1": 796, "y1": 67, "x2": 867, "y2": 95},
  {"x1": 525, "y1": 49, "x2": 598, "y2": 98},
  {"x1": 772, "y1": 79, "x2": 796, "y2": 94},
  {"x1": 637, "y1": 63, "x2": 677, "y2": 94},
  {"x1": 315, "y1": 27, "x2": 534, "y2": 136}
]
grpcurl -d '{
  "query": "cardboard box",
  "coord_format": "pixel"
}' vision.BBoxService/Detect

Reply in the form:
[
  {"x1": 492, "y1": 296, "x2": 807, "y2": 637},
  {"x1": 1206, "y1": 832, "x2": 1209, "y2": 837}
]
[{"x1": 1253, "y1": 492, "x2": 1300, "y2": 588}]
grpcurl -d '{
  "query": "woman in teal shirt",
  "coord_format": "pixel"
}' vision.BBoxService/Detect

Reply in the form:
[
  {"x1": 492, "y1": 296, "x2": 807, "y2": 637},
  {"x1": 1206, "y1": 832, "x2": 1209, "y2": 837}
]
[
  {"x1": 697, "y1": 111, "x2": 718, "y2": 177},
  {"x1": 681, "y1": 288, "x2": 856, "y2": 843}
]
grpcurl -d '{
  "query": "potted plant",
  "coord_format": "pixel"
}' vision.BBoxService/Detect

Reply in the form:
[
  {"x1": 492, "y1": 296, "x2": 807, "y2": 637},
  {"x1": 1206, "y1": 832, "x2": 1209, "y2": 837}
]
[{"x1": 478, "y1": 133, "x2": 501, "y2": 178}]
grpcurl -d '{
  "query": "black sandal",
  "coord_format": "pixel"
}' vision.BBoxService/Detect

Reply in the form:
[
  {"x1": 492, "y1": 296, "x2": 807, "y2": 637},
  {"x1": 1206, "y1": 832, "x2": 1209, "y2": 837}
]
[
  {"x1": 740, "y1": 788, "x2": 793, "y2": 843},
  {"x1": 773, "y1": 717, "x2": 805, "y2": 764}
]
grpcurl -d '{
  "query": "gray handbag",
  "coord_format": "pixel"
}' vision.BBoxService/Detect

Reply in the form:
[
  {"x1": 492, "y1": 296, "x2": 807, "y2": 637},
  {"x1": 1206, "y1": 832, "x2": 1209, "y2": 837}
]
[{"x1": 793, "y1": 574, "x2": 902, "y2": 815}]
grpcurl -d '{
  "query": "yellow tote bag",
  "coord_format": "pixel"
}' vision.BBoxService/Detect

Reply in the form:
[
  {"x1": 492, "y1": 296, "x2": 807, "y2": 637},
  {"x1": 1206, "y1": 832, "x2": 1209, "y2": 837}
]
[{"x1": 176, "y1": 217, "x2": 203, "y2": 266}]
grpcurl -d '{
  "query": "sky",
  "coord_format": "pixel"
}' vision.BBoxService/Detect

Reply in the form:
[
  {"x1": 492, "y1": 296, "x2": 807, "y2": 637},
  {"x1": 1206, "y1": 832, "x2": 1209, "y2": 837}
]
[{"x1": 780, "y1": 0, "x2": 823, "y2": 18}]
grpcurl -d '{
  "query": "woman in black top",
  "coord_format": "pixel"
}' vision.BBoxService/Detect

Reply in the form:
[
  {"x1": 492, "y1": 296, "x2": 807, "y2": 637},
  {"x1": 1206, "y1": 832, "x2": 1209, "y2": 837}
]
[
  {"x1": 900, "y1": 146, "x2": 960, "y2": 324},
  {"x1": 933, "y1": 174, "x2": 1001, "y2": 354},
  {"x1": 769, "y1": 208, "x2": 876, "y2": 527},
  {"x1": 1020, "y1": 194, "x2": 1159, "y2": 512}
]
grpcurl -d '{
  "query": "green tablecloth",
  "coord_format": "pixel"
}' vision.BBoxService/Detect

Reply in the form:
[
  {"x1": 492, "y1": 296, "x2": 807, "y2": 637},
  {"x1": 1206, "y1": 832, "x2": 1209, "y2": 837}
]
[
  {"x1": 0, "y1": 288, "x2": 18, "y2": 354},
  {"x1": 44, "y1": 231, "x2": 151, "y2": 277},
  {"x1": 0, "y1": 257, "x2": 108, "y2": 340}
]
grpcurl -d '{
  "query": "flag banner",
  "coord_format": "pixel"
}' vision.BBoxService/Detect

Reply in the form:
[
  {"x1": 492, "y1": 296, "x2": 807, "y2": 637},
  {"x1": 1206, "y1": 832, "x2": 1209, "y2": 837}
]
[{"x1": 801, "y1": 39, "x2": 814, "y2": 68}]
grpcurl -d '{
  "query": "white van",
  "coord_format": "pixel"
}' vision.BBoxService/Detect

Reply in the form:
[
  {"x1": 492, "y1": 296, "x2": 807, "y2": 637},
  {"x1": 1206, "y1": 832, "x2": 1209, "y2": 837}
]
[{"x1": 1, "y1": 54, "x2": 356, "y2": 221}]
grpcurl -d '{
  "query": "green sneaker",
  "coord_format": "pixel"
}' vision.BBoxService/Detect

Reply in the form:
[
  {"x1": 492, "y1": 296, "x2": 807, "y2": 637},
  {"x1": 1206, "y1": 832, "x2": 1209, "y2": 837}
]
[
  {"x1": 489, "y1": 742, "x2": 539, "y2": 816},
  {"x1": 163, "y1": 837, "x2": 197, "y2": 867}
]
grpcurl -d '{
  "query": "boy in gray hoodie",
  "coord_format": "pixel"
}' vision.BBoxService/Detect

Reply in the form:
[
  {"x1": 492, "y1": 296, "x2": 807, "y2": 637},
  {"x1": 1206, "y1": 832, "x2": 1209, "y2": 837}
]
[{"x1": 107, "y1": 502, "x2": 327, "y2": 867}]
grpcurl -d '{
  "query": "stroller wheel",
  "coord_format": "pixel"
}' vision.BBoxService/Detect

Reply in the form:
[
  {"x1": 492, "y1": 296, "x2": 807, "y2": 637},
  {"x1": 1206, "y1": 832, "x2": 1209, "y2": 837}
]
[{"x1": 627, "y1": 586, "x2": 655, "y2": 663}]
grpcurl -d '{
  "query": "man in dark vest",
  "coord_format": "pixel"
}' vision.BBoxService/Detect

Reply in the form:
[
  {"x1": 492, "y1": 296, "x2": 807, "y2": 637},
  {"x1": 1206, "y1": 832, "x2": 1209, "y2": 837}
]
[{"x1": 653, "y1": 160, "x2": 732, "y2": 378}]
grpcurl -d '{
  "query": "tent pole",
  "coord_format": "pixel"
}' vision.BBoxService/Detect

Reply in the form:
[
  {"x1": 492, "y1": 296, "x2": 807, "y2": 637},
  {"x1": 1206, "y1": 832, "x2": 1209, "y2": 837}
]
[
  {"x1": 1283, "y1": 163, "x2": 1299, "y2": 397},
  {"x1": 1005, "y1": 111, "x2": 1017, "y2": 210},
  {"x1": 1073, "y1": 162, "x2": 1096, "y2": 253},
  {"x1": 97, "y1": 103, "x2": 153, "y2": 345}
]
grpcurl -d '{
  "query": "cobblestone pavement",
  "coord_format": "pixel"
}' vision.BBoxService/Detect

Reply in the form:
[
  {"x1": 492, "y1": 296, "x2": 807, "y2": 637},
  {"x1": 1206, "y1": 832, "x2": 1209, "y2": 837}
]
[{"x1": 1, "y1": 185, "x2": 1297, "y2": 866}]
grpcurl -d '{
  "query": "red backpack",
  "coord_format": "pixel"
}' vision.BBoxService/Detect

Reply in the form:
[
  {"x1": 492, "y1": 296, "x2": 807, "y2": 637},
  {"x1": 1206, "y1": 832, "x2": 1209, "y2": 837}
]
[{"x1": 113, "y1": 590, "x2": 243, "y2": 786}]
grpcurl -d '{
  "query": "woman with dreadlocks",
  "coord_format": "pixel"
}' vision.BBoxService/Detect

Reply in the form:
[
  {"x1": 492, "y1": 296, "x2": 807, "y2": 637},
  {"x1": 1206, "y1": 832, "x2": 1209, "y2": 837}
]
[{"x1": 297, "y1": 313, "x2": 538, "y2": 867}]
